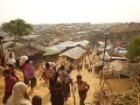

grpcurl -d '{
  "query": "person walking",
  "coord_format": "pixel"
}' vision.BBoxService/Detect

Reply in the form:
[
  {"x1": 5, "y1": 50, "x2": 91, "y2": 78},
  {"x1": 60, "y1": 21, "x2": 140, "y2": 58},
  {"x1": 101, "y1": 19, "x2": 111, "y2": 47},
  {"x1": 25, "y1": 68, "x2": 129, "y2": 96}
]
[
  {"x1": 24, "y1": 60, "x2": 36, "y2": 91},
  {"x1": 5, "y1": 49, "x2": 15, "y2": 65},
  {"x1": 19, "y1": 56, "x2": 29, "y2": 84},
  {"x1": 2, "y1": 70, "x2": 17, "y2": 104},
  {"x1": 50, "y1": 80, "x2": 64, "y2": 105},
  {"x1": 64, "y1": 69, "x2": 72, "y2": 101},
  {"x1": 42, "y1": 62, "x2": 56, "y2": 84},
  {"x1": 76, "y1": 75, "x2": 89, "y2": 105},
  {"x1": 7, "y1": 82, "x2": 31, "y2": 105},
  {"x1": 58, "y1": 64, "x2": 66, "y2": 84}
]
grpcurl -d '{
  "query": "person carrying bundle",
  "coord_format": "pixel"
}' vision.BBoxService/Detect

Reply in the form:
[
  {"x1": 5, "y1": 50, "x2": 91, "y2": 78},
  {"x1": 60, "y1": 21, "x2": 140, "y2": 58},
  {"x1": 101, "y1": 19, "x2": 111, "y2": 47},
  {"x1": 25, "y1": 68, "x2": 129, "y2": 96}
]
[
  {"x1": 41, "y1": 62, "x2": 56, "y2": 85},
  {"x1": 19, "y1": 55, "x2": 29, "y2": 84},
  {"x1": 24, "y1": 60, "x2": 37, "y2": 92}
]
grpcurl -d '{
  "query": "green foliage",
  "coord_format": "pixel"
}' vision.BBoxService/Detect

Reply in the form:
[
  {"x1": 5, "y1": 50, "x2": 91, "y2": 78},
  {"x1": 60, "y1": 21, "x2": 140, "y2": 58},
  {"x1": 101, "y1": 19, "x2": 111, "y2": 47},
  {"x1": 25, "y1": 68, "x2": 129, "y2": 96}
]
[
  {"x1": 1, "y1": 19, "x2": 33, "y2": 40},
  {"x1": 127, "y1": 35, "x2": 140, "y2": 62}
]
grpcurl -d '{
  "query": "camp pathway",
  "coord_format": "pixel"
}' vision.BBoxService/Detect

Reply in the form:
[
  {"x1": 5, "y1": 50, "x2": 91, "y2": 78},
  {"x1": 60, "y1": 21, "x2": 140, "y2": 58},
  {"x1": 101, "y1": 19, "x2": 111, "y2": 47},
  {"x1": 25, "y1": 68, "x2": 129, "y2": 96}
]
[
  {"x1": 28, "y1": 66, "x2": 100, "y2": 105},
  {"x1": 65, "y1": 69, "x2": 100, "y2": 105},
  {"x1": 27, "y1": 47, "x2": 100, "y2": 105}
]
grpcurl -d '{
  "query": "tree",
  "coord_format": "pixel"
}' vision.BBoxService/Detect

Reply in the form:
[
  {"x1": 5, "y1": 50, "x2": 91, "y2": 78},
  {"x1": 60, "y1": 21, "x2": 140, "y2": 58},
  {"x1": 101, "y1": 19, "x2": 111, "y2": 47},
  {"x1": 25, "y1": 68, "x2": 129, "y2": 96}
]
[
  {"x1": 126, "y1": 34, "x2": 140, "y2": 62},
  {"x1": 1, "y1": 19, "x2": 33, "y2": 40}
]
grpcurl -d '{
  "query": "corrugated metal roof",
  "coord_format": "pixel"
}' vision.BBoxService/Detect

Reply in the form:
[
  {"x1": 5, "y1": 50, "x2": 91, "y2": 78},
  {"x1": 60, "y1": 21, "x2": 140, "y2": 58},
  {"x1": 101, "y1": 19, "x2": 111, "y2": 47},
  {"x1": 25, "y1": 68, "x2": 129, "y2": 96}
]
[
  {"x1": 52, "y1": 40, "x2": 89, "y2": 51},
  {"x1": 59, "y1": 46, "x2": 86, "y2": 60}
]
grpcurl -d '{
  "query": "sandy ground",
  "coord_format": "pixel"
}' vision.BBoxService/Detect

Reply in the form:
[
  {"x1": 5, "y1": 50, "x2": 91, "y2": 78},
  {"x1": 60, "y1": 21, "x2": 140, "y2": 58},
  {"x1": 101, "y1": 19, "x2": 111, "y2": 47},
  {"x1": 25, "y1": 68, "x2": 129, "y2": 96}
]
[
  {"x1": 0, "y1": 48, "x2": 133, "y2": 105},
  {"x1": 28, "y1": 49, "x2": 101, "y2": 105},
  {"x1": 27, "y1": 66, "x2": 100, "y2": 105}
]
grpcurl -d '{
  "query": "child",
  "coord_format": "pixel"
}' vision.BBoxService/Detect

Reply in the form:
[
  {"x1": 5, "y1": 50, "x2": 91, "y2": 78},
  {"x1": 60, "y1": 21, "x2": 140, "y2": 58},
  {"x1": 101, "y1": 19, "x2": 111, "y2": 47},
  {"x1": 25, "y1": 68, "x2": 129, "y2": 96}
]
[
  {"x1": 32, "y1": 95, "x2": 42, "y2": 105},
  {"x1": 76, "y1": 75, "x2": 89, "y2": 105}
]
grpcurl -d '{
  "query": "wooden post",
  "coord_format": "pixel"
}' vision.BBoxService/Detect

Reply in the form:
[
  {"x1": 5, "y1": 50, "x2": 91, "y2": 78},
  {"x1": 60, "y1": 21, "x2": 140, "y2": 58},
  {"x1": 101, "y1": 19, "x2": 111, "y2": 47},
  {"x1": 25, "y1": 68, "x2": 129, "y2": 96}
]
[
  {"x1": 100, "y1": 33, "x2": 108, "y2": 86},
  {"x1": 0, "y1": 35, "x2": 5, "y2": 67},
  {"x1": 137, "y1": 89, "x2": 140, "y2": 105}
]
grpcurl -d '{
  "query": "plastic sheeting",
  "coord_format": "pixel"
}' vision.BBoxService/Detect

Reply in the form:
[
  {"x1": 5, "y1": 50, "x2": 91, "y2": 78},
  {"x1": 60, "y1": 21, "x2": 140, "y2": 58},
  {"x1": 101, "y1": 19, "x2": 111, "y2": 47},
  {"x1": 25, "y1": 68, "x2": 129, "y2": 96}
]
[{"x1": 99, "y1": 52, "x2": 111, "y2": 61}]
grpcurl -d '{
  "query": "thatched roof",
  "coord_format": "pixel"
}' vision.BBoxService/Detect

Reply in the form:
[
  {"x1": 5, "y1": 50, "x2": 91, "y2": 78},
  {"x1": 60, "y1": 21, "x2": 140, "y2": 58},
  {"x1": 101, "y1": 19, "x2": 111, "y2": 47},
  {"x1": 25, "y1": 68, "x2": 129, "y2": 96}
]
[{"x1": 13, "y1": 45, "x2": 42, "y2": 59}]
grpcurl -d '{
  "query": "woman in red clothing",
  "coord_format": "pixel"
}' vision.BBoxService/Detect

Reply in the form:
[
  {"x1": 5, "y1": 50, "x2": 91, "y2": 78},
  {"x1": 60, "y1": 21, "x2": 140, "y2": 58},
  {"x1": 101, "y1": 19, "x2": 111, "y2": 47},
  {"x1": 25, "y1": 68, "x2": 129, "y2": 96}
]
[{"x1": 2, "y1": 70, "x2": 17, "y2": 104}]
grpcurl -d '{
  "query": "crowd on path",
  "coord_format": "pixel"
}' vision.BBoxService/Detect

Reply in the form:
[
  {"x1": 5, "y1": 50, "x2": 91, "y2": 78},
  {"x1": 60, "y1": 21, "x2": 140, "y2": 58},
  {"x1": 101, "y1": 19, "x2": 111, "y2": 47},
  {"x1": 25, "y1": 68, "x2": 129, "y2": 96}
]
[{"x1": 1, "y1": 48, "x2": 96, "y2": 105}]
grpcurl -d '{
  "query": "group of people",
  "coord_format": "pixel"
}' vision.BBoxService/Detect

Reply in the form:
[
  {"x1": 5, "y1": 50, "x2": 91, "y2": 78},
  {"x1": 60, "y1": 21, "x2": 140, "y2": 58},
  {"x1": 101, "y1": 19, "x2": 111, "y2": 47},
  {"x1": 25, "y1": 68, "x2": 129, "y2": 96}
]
[
  {"x1": 2, "y1": 48, "x2": 90, "y2": 105},
  {"x1": 41, "y1": 62, "x2": 90, "y2": 105},
  {"x1": 3, "y1": 79, "x2": 42, "y2": 105},
  {"x1": 41, "y1": 62, "x2": 72, "y2": 104},
  {"x1": 3, "y1": 50, "x2": 37, "y2": 105}
]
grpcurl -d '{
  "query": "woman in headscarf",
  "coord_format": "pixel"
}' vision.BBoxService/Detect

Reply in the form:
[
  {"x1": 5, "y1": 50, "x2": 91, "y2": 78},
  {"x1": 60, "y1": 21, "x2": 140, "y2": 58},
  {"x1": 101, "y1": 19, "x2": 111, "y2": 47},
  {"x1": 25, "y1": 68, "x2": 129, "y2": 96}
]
[
  {"x1": 49, "y1": 80, "x2": 64, "y2": 105},
  {"x1": 24, "y1": 60, "x2": 36, "y2": 91},
  {"x1": 19, "y1": 56, "x2": 29, "y2": 84},
  {"x1": 7, "y1": 82, "x2": 31, "y2": 105}
]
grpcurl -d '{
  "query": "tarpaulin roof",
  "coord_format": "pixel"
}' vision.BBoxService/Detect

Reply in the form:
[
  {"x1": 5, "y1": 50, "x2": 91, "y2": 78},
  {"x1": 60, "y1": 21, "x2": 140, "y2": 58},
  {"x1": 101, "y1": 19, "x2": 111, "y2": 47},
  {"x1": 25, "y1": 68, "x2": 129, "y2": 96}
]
[
  {"x1": 59, "y1": 46, "x2": 86, "y2": 60},
  {"x1": 43, "y1": 47, "x2": 61, "y2": 56},
  {"x1": 95, "y1": 60, "x2": 108, "y2": 67},
  {"x1": 52, "y1": 40, "x2": 89, "y2": 51},
  {"x1": 109, "y1": 60, "x2": 126, "y2": 71},
  {"x1": 21, "y1": 35, "x2": 39, "y2": 40},
  {"x1": 99, "y1": 52, "x2": 111, "y2": 61}
]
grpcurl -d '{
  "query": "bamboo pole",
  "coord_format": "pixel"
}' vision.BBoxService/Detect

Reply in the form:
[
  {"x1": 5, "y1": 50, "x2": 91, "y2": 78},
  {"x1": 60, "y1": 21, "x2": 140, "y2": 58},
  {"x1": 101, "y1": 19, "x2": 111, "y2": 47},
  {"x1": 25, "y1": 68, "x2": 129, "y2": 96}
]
[
  {"x1": 0, "y1": 35, "x2": 5, "y2": 67},
  {"x1": 137, "y1": 89, "x2": 140, "y2": 105},
  {"x1": 100, "y1": 33, "x2": 108, "y2": 86}
]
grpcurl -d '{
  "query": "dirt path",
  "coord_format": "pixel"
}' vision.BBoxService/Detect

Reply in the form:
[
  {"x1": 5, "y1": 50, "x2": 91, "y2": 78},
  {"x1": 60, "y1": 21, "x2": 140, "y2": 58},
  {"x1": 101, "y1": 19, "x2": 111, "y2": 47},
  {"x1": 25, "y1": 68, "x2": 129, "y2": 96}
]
[
  {"x1": 0, "y1": 47, "x2": 100, "y2": 105},
  {"x1": 28, "y1": 48, "x2": 100, "y2": 105},
  {"x1": 0, "y1": 47, "x2": 133, "y2": 105},
  {"x1": 27, "y1": 66, "x2": 100, "y2": 105}
]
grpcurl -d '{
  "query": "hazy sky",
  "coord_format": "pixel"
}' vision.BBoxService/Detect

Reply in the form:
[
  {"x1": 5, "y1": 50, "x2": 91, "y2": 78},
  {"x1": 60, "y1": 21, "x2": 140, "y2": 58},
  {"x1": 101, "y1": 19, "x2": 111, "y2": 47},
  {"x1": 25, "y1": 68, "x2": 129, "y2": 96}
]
[{"x1": 0, "y1": 0, "x2": 140, "y2": 24}]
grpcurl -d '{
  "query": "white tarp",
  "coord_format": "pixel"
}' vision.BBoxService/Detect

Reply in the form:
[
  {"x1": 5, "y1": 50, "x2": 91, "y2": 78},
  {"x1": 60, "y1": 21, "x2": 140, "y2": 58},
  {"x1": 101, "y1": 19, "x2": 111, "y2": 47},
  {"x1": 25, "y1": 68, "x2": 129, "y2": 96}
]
[
  {"x1": 95, "y1": 61, "x2": 107, "y2": 67},
  {"x1": 99, "y1": 52, "x2": 111, "y2": 61}
]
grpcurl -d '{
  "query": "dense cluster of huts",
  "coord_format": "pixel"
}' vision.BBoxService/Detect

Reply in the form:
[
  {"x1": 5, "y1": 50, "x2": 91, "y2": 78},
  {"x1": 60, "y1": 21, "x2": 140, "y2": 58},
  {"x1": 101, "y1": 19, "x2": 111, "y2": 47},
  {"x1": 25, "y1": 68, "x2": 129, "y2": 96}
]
[
  {"x1": 1, "y1": 34, "x2": 140, "y2": 80},
  {"x1": 95, "y1": 40, "x2": 131, "y2": 78},
  {"x1": 1, "y1": 35, "x2": 90, "y2": 69}
]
